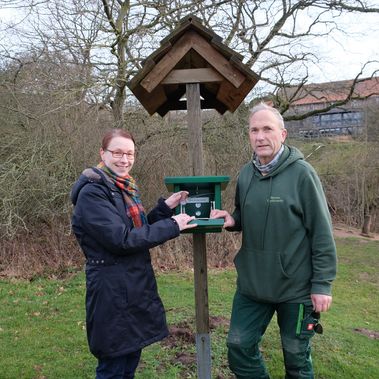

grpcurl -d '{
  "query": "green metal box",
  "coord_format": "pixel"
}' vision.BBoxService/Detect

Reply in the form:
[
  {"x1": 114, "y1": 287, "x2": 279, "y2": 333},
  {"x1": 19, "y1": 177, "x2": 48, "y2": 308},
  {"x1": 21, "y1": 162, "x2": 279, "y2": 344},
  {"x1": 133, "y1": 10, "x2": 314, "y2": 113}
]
[{"x1": 164, "y1": 176, "x2": 230, "y2": 233}]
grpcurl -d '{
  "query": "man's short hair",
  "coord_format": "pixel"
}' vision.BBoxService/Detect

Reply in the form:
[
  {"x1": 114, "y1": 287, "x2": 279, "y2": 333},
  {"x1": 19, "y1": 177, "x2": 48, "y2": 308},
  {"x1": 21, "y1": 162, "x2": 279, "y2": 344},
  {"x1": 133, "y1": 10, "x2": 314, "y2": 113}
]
[{"x1": 249, "y1": 102, "x2": 285, "y2": 130}]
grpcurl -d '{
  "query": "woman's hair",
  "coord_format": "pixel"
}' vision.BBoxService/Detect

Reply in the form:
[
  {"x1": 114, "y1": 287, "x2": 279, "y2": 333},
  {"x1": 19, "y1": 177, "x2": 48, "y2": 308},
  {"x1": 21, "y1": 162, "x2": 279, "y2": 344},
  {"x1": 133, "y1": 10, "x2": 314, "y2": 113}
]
[
  {"x1": 101, "y1": 129, "x2": 136, "y2": 150},
  {"x1": 249, "y1": 102, "x2": 285, "y2": 130}
]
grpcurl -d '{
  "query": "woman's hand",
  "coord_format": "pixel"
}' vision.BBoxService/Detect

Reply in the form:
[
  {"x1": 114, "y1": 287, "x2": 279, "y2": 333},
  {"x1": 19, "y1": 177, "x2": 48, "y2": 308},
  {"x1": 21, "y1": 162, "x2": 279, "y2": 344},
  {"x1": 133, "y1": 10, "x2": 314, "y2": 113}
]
[
  {"x1": 210, "y1": 209, "x2": 235, "y2": 228},
  {"x1": 172, "y1": 214, "x2": 197, "y2": 231},
  {"x1": 165, "y1": 191, "x2": 189, "y2": 209}
]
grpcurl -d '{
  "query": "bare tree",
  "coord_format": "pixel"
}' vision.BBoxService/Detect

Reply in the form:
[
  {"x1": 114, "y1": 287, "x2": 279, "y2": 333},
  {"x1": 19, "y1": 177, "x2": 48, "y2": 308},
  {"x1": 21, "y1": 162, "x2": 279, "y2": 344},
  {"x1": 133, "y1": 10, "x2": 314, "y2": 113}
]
[
  {"x1": 1, "y1": 0, "x2": 378, "y2": 121},
  {"x1": 98, "y1": 0, "x2": 228, "y2": 122}
]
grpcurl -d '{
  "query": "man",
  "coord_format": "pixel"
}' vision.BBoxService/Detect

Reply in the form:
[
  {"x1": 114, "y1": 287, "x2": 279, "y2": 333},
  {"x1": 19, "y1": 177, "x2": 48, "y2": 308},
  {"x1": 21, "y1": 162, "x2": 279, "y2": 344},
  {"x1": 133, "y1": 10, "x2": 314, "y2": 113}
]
[{"x1": 211, "y1": 102, "x2": 337, "y2": 379}]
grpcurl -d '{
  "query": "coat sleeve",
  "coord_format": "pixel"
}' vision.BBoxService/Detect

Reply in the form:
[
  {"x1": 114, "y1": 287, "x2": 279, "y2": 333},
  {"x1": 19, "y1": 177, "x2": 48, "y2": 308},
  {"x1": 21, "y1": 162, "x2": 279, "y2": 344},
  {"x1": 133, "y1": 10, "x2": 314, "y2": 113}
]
[
  {"x1": 300, "y1": 167, "x2": 337, "y2": 295},
  {"x1": 74, "y1": 184, "x2": 180, "y2": 255},
  {"x1": 147, "y1": 197, "x2": 174, "y2": 224},
  {"x1": 226, "y1": 181, "x2": 242, "y2": 232}
]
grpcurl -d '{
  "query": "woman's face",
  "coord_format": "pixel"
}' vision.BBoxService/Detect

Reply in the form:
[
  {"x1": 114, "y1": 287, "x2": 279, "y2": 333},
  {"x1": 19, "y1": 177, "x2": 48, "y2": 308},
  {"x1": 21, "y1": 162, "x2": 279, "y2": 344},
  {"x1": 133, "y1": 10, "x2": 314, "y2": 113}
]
[{"x1": 100, "y1": 136, "x2": 135, "y2": 177}]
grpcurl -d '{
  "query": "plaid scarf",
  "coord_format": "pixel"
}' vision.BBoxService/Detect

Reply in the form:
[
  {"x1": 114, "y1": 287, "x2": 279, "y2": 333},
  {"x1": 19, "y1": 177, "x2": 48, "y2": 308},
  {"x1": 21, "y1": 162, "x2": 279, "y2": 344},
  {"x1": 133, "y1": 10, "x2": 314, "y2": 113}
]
[
  {"x1": 253, "y1": 144, "x2": 284, "y2": 174},
  {"x1": 97, "y1": 162, "x2": 147, "y2": 228}
]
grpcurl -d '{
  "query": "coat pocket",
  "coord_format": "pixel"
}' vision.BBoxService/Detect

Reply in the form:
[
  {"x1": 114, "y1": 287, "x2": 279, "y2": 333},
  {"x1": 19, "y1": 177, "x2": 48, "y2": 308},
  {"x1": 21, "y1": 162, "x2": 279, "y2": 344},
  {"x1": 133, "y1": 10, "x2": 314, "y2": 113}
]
[{"x1": 234, "y1": 247, "x2": 291, "y2": 302}]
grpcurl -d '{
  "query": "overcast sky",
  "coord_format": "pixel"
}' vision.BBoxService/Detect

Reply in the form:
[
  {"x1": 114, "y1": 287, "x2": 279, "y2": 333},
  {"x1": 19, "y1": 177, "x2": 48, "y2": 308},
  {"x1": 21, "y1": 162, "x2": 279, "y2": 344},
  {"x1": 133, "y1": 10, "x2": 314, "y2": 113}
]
[
  {"x1": 311, "y1": 10, "x2": 379, "y2": 83},
  {"x1": 1, "y1": 5, "x2": 378, "y2": 85}
]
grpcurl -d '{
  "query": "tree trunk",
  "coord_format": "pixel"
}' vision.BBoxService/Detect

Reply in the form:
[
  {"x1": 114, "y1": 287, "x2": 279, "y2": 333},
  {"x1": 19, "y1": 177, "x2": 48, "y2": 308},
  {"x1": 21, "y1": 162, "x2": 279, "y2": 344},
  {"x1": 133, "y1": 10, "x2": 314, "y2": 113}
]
[{"x1": 361, "y1": 215, "x2": 372, "y2": 236}]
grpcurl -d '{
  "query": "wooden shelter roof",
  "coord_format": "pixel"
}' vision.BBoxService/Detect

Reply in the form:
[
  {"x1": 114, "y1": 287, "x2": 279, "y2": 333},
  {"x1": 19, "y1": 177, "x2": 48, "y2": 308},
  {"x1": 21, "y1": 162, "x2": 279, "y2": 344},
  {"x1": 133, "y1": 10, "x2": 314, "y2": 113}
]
[{"x1": 128, "y1": 15, "x2": 259, "y2": 116}]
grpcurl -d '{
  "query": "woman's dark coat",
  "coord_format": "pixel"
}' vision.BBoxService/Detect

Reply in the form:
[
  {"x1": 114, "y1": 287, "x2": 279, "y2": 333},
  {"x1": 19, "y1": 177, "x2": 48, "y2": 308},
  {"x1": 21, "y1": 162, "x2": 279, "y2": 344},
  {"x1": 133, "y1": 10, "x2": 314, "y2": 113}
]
[{"x1": 71, "y1": 168, "x2": 180, "y2": 359}]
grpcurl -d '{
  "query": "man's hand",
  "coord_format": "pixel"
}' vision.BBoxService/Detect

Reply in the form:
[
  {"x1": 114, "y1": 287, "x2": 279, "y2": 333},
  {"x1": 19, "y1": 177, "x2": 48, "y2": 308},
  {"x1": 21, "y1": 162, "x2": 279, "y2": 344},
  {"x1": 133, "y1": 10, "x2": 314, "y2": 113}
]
[
  {"x1": 210, "y1": 209, "x2": 235, "y2": 228},
  {"x1": 311, "y1": 294, "x2": 332, "y2": 312}
]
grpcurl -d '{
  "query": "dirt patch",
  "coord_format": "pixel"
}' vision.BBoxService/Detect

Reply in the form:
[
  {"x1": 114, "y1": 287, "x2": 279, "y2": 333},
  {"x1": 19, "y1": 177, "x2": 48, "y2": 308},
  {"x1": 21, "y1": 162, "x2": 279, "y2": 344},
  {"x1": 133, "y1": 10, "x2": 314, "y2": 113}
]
[
  {"x1": 162, "y1": 316, "x2": 229, "y2": 350},
  {"x1": 354, "y1": 328, "x2": 379, "y2": 339},
  {"x1": 160, "y1": 316, "x2": 230, "y2": 373},
  {"x1": 164, "y1": 321, "x2": 196, "y2": 347},
  {"x1": 210, "y1": 316, "x2": 230, "y2": 329},
  {"x1": 333, "y1": 224, "x2": 379, "y2": 241},
  {"x1": 174, "y1": 351, "x2": 196, "y2": 366}
]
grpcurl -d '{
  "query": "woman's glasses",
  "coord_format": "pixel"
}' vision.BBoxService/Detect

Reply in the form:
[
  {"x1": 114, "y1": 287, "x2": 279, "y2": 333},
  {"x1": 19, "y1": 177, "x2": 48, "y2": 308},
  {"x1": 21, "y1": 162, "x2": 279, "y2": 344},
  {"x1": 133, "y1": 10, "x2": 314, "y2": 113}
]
[{"x1": 107, "y1": 149, "x2": 135, "y2": 159}]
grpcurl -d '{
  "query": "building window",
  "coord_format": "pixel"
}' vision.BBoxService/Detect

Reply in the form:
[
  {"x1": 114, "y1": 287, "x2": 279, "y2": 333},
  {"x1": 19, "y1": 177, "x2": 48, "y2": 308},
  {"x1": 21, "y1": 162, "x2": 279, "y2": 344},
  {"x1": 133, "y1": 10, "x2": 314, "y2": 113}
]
[{"x1": 313, "y1": 111, "x2": 362, "y2": 128}]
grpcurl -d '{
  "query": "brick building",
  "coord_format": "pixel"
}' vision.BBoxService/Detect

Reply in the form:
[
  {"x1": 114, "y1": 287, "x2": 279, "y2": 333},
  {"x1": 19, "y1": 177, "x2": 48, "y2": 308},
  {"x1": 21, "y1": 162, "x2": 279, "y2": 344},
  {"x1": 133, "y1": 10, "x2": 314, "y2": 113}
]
[{"x1": 280, "y1": 76, "x2": 379, "y2": 139}]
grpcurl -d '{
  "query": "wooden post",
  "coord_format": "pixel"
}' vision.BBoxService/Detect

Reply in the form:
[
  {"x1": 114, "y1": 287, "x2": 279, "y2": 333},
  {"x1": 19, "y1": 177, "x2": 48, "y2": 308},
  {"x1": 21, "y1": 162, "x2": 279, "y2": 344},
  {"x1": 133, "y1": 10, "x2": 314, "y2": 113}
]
[
  {"x1": 186, "y1": 83, "x2": 211, "y2": 379},
  {"x1": 193, "y1": 233, "x2": 211, "y2": 378},
  {"x1": 187, "y1": 83, "x2": 204, "y2": 175}
]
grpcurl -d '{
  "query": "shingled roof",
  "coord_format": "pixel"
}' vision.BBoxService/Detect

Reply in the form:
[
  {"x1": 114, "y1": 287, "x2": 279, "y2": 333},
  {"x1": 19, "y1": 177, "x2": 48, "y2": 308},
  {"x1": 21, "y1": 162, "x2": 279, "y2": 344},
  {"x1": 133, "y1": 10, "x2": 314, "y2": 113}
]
[
  {"x1": 127, "y1": 15, "x2": 259, "y2": 116},
  {"x1": 282, "y1": 76, "x2": 379, "y2": 106}
]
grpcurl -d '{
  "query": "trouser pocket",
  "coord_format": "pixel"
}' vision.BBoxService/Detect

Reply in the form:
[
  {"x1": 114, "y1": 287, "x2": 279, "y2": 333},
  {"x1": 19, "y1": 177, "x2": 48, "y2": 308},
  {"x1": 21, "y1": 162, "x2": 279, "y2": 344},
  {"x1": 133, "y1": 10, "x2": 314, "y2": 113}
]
[{"x1": 296, "y1": 303, "x2": 322, "y2": 338}]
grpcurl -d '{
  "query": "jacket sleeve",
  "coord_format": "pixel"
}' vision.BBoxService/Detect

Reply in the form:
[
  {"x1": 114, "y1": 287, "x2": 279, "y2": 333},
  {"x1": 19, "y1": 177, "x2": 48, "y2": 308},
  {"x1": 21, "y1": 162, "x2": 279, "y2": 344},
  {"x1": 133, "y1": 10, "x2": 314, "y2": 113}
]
[
  {"x1": 226, "y1": 181, "x2": 242, "y2": 232},
  {"x1": 74, "y1": 184, "x2": 180, "y2": 255},
  {"x1": 147, "y1": 197, "x2": 174, "y2": 224},
  {"x1": 300, "y1": 167, "x2": 337, "y2": 295}
]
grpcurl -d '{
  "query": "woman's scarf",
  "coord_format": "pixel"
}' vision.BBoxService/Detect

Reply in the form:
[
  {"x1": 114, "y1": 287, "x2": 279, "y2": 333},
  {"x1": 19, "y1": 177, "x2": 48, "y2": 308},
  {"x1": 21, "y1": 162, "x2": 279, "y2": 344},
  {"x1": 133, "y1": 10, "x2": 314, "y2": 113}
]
[{"x1": 97, "y1": 162, "x2": 147, "y2": 228}]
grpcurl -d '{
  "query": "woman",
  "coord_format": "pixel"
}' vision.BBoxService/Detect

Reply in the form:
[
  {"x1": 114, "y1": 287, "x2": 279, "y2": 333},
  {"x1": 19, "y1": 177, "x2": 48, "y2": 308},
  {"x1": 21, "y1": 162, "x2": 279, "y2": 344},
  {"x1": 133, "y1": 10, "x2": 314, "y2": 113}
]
[{"x1": 71, "y1": 129, "x2": 196, "y2": 379}]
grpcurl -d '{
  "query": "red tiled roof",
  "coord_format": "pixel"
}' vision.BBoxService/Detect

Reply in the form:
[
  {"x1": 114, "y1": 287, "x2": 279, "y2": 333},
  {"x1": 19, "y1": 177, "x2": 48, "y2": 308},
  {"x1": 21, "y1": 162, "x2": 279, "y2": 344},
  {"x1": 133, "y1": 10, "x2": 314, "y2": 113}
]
[{"x1": 284, "y1": 76, "x2": 379, "y2": 105}]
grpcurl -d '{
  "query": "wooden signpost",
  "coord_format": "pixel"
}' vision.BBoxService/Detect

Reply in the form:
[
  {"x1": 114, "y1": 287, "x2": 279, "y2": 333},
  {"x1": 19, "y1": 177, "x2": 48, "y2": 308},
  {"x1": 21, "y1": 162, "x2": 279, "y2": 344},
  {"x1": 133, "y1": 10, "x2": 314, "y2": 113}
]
[{"x1": 128, "y1": 15, "x2": 259, "y2": 378}]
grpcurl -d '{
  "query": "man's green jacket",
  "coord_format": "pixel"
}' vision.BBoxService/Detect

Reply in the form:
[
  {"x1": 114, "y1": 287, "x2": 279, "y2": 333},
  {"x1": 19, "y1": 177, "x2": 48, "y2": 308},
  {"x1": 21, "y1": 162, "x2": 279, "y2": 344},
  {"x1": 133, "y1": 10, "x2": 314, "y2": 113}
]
[{"x1": 229, "y1": 145, "x2": 337, "y2": 303}]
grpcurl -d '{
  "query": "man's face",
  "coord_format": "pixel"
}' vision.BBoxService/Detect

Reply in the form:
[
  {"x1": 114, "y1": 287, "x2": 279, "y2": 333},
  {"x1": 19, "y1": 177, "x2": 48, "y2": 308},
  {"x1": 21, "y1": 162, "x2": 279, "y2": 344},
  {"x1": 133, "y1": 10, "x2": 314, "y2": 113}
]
[{"x1": 249, "y1": 109, "x2": 287, "y2": 165}]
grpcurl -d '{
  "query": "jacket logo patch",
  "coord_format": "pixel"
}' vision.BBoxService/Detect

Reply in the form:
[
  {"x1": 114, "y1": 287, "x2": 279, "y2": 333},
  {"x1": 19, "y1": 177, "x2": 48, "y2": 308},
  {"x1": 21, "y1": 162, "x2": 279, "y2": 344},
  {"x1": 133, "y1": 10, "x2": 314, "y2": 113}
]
[{"x1": 268, "y1": 196, "x2": 284, "y2": 203}]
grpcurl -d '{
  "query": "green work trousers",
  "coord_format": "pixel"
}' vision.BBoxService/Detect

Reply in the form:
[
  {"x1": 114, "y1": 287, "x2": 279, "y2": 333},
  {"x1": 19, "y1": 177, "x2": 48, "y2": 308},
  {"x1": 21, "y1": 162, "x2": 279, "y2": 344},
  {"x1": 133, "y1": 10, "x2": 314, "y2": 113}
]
[{"x1": 227, "y1": 291, "x2": 315, "y2": 379}]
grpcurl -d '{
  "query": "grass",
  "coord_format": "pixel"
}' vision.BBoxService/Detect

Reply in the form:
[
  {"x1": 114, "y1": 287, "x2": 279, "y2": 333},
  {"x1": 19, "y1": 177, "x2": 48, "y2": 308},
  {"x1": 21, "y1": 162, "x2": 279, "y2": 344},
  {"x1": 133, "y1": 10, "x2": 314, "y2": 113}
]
[{"x1": 0, "y1": 237, "x2": 378, "y2": 379}]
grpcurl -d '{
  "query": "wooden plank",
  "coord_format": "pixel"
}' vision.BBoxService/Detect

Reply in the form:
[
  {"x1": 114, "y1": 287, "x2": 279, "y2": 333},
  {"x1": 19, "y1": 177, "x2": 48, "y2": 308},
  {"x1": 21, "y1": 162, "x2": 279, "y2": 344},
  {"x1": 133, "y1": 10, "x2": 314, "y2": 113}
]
[
  {"x1": 161, "y1": 68, "x2": 223, "y2": 84},
  {"x1": 200, "y1": 86, "x2": 228, "y2": 114},
  {"x1": 140, "y1": 33, "x2": 193, "y2": 93},
  {"x1": 131, "y1": 84, "x2": 167, "y2": 115},
  {"x1": 160, "y1": 14, "x2": 220, "y2": 47},
  {"x1": 127, "y1": 58, "x2": 156, "y2": 91},
  {"x1": 156, "y1": 82, "x2": 228, "y2": 115},
  {"x1": 160, "y1": 18, "x2": 191, "y2": 46},
  {"x1": 156, "y1": 86, "x2": 186, "y2": 116},
  {"x1": 229, "y1": 54, "x2": 260, "y2": 81},
  {"x1": 188, "y1": 49, "x2": 206, "y2": 69},
  {"x1": 211, "y1": 37, "x2": 244, "y2": 61},
  {"x1": 189, "y1": 31, "x2": 245, "y2": 88},
  {"x1": 141, "y1": 42, "x2": 172, "y2": 69},
  {"x1": 157, "y1": 97, "x2": 227, "y2": 114},
  {"x1": 216, "y1": 77, "x2": 258, "y2": 112}
]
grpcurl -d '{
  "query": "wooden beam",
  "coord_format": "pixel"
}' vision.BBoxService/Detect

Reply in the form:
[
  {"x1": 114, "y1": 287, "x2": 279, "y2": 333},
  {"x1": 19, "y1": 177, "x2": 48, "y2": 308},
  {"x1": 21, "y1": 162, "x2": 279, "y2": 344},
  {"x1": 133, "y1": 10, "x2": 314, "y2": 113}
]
[
  {"x1": 140, "y1": 33, "x2": 193, "y2": 93},
  {"x1": 142, "y1": 41, "x2": 172, "y2": 68},
  {"x1": 161, "y1": 68, "x2": 223, "y2": 85},
  {"x1": 156, "y1": 86, "x2": 186, "y2": 116},
  {"x1": 155, "y1": 82, "x2": 228, "y2": 115},
  {"x1": 211, "y1": 37, "x2": 244, "y2": 62},
  {"x1": 189, "y1": 31, "x2": 245, "y2": 89},
  {"x1": 229, "y1": 54, "x2": 260, "y2": 81},
  {"x1": 157, "y1": 98, "x2": 227, "y2": 114},
  {"x1": 216, "y1": 77, "x2": 258, "y2": 112},
  {"x1": 141, "y1": 30, "x2": 248, "y2": 93},
  {"x1": 127, "y1": 58, "x2": 156, "y2": 91},
  {"x1": 200, "y1": 86, "x2": 228, "y2": 114},
  {"x1": 131, "y1": 84, "x2": 167, "y2": 115}
]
